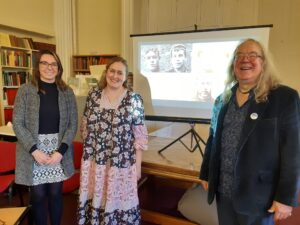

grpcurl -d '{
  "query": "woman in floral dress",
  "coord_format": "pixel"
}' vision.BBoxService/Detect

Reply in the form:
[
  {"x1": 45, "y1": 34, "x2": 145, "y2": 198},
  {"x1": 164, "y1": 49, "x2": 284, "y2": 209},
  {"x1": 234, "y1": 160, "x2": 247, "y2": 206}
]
[{"x1": 78, "y1": 56, "x2": 148, "y2": 225}]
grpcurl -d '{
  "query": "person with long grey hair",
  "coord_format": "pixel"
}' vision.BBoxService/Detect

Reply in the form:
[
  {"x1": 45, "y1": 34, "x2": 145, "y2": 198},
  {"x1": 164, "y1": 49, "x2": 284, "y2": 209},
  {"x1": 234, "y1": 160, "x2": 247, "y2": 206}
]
[{"x1": 200, "y1": 39, "x2": 300, "y2": 225}]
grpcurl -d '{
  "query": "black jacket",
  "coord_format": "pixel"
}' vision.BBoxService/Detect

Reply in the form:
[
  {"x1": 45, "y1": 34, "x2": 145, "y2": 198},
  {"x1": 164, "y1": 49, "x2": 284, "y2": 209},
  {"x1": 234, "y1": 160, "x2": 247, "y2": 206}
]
[{"x1": 200, "y1": 85, "x2": 300, "y2": 215}]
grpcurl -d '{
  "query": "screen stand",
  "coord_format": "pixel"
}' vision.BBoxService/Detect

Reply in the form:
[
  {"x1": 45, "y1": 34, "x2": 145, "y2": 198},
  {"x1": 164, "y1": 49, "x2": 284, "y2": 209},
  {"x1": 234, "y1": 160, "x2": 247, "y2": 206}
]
[{"x1": 158, "y1": 123, "x2": 205, "y2": 156}]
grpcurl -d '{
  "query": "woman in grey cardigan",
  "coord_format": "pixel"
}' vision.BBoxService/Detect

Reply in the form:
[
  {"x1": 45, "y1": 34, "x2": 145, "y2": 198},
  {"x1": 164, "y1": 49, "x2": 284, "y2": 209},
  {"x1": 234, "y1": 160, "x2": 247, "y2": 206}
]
[{"x1": 13, "y1": 50, "x2": 78, "y2": 225}]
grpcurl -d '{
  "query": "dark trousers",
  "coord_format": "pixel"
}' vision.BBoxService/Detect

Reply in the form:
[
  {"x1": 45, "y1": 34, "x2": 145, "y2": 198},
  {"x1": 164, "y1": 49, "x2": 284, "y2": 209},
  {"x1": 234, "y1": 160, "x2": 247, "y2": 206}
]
[{"x1": 216, "y1": 194, "x2": 274, "y2": 225}]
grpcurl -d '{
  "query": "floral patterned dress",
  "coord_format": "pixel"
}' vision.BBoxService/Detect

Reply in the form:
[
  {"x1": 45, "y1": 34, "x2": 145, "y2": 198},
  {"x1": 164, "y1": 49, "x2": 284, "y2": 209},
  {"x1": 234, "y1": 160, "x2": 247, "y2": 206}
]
[{"x1": 78, "y1": 87, "x2": 148, "y2": 225}]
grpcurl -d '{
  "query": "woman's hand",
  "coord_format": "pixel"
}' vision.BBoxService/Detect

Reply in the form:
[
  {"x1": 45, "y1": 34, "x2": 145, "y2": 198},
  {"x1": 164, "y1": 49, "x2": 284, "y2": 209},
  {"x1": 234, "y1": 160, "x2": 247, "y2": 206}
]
[
  {"x1": 200, "y1": 179, "x2": 209, "y2": 191},
  {"x1": 136, "y1": 163, "x2": 142, "y2": 180},
  {"x1": 268, "y1": 201, "x2": 293, "y2": 221},
  {"x1": 48, "y1": 152, "x2": 63, "y2": 165},
  {"x1": 80, "y1": 117, "x2": 88, "y2": 140},
  {"x1": 32, "y1": 150, "x2": 51, "y2": 165}
]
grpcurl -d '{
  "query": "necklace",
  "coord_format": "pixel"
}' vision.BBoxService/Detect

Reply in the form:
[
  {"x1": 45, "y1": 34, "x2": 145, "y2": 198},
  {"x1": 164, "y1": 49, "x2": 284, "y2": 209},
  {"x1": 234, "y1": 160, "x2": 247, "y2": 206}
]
[
  {"x1": 237, "y1": 87, "x2": 251, "y2": 94},
  {"x1": 103, "y1": 88, "x2": 126, "y2": 108}
]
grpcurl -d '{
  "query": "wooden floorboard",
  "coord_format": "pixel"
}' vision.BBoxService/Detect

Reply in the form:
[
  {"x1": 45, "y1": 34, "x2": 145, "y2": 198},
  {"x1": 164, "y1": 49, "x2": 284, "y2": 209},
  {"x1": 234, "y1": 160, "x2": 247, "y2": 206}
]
[{"x1": 142, "y1": 209, "x2": 198, "y2": 225}]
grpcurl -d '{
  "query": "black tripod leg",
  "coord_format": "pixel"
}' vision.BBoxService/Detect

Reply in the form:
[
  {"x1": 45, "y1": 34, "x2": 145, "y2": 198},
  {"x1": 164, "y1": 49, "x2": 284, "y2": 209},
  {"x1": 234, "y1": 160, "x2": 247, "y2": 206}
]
[
  {"x1": 158, "y1": 125, "x2": 207, "y2": 157},
  {"x1": 158, "y1": 129, "x2": 192, "y2": 154}
]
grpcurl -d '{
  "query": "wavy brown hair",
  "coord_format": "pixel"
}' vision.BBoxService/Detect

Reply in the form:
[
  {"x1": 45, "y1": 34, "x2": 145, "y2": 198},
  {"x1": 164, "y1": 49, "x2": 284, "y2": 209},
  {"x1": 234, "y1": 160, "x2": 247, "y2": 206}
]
[
  {"x1": 224, "y1": 38, "x2": 280, "y2": 103},
  {"x1": 98, "y1": 56, "x2": 129, "y2": 90},
  {"x1": 32, "y1": 49, "x2": 68, "y2": 93}
]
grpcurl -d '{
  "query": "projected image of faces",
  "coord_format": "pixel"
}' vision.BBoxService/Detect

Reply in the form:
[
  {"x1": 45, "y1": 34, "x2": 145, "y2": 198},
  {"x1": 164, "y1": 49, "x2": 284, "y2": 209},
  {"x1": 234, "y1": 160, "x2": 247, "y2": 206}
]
[
  {"x1": 167, "y1": 44, "x2": 190, "y2": 73},
  {"x1": 139, "y1": 41, "x2": 239, "y2": 110},
  {"x1": 144, "y1": 48, "x2": 160, "y2": 72},
  {"x1": 195, "y1": 76, "x2": 214, "y2": 102},
  {"x1": 141, "y1": 44, "x2": 191, "y2": 73}
]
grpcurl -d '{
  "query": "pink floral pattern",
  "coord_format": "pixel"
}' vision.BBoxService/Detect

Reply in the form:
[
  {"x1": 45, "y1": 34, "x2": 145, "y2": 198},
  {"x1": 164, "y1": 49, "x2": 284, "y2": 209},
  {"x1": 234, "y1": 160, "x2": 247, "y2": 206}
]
[{"x1": 78, "y1": 88, "x2": 148, "y2": 225}]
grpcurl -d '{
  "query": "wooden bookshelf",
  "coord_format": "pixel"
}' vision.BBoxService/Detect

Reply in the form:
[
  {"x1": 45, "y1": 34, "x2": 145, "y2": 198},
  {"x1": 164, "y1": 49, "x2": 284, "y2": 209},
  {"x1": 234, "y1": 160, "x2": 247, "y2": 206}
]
[
  {"x1": 0, "y1": 32, "x2": 57, "y2": 125},
  {"x1": 72, "y1": 54, "x2": 118, "y2": 75},
  {"x1": 0, "y1": 45, "x2": 37, "y2": 125}
]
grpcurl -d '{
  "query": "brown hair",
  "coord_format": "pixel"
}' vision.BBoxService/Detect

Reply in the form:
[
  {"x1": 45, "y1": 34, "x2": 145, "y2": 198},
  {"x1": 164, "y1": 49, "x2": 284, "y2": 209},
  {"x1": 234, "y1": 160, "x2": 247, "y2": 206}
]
[
  {"x1": 98, "y1": 56, "x2": 129, "y2": 90},
  {"x1": 32, "y1": 49, "x2": 68, "y2": 93},
  {"x1": 224, "y1": 38, "x2": 280, "y2": 103}
]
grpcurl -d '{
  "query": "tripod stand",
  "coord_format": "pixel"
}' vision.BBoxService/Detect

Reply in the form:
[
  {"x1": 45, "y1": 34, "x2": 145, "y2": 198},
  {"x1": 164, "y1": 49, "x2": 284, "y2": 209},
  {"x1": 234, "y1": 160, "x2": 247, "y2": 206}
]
[{"x1": 158, "y1": 123, "x2": 206, "y2": 156}]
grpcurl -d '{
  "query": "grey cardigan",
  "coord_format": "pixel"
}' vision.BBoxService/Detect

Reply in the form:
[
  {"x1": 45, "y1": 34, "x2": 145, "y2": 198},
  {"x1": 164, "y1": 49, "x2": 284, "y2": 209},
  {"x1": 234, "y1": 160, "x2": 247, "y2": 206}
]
[{"x1": 13, "y1": 83, "x2": 78, "y2": 185}]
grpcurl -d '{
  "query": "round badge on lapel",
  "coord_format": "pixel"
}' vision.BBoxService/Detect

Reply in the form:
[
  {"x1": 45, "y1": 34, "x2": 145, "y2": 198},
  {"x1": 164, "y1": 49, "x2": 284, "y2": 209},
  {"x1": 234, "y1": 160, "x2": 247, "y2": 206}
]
[{"x1": 250, "y1": 113, "x2": 258, "y2": 120}]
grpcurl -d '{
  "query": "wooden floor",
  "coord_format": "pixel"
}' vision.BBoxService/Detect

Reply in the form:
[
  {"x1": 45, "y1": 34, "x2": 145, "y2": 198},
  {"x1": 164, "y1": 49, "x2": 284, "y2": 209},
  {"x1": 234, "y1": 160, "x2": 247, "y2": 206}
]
[
  {"x1": 1, "y1": 180, "x2": 299, "y2": 225},
  {"x1": 0, "y1": 186, "x2": 158, "y2": 225}
]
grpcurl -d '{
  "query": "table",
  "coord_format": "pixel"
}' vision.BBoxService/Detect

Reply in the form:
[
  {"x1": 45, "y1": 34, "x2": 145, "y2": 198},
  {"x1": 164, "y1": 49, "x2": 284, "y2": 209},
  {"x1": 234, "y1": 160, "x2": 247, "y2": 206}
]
[
  {"x1": 0, "y1": 125, "x2": 15, "y2": 136},
  {"x1": 142, "y1": 135, "x2": 202, "y2": 184},
  {"x1": 0, "y1": 125, "x2": 16, "y2": 142},
  {"x1": 0, "y1": 207, "x2": 29, "y2": 225},
  {"x1": 140, "y1": 135, "x2": 203, "y2": 225}
]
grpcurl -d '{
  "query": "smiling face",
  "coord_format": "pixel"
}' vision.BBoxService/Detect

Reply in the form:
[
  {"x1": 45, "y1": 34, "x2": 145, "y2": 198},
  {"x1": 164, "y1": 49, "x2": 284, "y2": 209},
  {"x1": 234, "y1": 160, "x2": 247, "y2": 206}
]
[
  {"x1": 105, "y1": 61, "x2": 127, "y2": 90},
  {"x1": 233, "y1": 40, "x2": 264, "y2": 86},
  {"x1": 39, "y1": 54, "x2": 59, "y2": 83}
]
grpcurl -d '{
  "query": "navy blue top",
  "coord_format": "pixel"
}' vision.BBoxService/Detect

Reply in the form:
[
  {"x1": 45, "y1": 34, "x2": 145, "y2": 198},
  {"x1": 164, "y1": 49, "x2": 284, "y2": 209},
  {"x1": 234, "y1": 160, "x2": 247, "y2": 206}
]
[
  {"x1": 30, "y1": 80, "x2": 68, "y2": 155},
  {"x1": 218, "y1": 90, "x2": 253, "y2": 198}
]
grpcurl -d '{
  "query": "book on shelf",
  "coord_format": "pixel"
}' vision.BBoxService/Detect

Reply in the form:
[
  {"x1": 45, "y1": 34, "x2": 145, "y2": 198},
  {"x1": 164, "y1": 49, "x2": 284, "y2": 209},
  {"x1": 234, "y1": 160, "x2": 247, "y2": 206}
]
[
  {"x1": 2, "y1": 71, "x2": 29, "y2": 86},
  {"x1": 0, "y1": 33, "x2": 37, "y2": 50},
  {"x1": 33, "y1": 41, "x2": 56, "y2": 52},
  {"x1": 8, "y1": 35, "x2": 28, "y2": 48},
  {"x1": 4, "y1": 87, "x2": 18, "y2": 105},
  {"x1": 1, "y1": 50, "x2": 31, "y2": 67},
  {"x1": 21, "y1": 38, "x2": 33, "y2": 49},
  {"x1": 0, "y1": 33, "x2": 11, "y2": 47},
  {"x1": 4, "y1": 108, "x2": 13, "y2": 124}
]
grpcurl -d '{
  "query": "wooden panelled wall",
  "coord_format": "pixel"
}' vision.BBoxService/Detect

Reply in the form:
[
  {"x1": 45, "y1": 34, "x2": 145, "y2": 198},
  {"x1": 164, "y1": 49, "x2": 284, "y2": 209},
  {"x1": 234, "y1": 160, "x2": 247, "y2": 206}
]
[
  {"x1": 133, "y1": 0, "x2": 259, "y2": 33},
  {"x1": 131, "y1": 0, "x2": 300, "y2": 92}
]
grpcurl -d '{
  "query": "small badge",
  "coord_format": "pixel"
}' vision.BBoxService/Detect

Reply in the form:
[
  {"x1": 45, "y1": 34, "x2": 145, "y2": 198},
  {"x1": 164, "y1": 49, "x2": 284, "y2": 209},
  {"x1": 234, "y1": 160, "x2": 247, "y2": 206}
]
[{"x1": 250, "y1": 113, "x2": 258, "y2": 120}]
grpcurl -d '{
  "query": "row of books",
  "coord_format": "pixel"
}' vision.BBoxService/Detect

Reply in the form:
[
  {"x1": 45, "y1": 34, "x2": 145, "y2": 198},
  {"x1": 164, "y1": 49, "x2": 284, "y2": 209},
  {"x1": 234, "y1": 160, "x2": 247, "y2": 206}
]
[
  {"x1": 2, "y1": 71, "x2": 29, "y2": 86},
  {"x1": 73, "y1": 56, "x2": 113, "y2": 70},
  {"x1": 1, "y1": 50, "x2": 31, "y2": 67},
  {"x1": 0, "y1": 32, "x2": 34, "y2": 49},
  {"x1": 74, "y1": 71, "x2": 91, "y2": 75}
]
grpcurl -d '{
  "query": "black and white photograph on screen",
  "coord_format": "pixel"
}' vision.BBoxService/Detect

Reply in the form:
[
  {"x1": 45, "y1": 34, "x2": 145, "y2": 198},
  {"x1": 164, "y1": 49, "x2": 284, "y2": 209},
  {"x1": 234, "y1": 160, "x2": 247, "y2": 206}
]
[
  {"x1": 166, "y1": 44, "x2": 191, "y2": 73},
  {"x1": 143, "y1": 47, "x2": 161, "y2": 72},
  {"x1": 139, "y1": 41, "x2": 236, "y2": 104},
  {"x1": 134, "y1": 25, "x2": 271, "y2": 119},
  {"x1": 195, "y1": 76, "x2": 214, "y2": 103}
]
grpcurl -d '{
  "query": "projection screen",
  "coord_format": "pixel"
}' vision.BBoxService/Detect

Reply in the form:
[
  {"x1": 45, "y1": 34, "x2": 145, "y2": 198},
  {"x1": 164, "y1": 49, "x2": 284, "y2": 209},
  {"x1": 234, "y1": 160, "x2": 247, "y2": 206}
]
[{"x1": 131, "y1": 25, "x2": 272, "y2": 121}]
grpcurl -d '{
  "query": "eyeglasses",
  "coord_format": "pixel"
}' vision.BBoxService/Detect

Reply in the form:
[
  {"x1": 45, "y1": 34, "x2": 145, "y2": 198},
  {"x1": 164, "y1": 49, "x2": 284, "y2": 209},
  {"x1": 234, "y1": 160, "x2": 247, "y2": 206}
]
[
  {"x1": 234, "y1": 52, "x2": 263, "y2": 62},
  {"x1": 39, "y1": 61, "x2": 58, "y2": 69}
]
